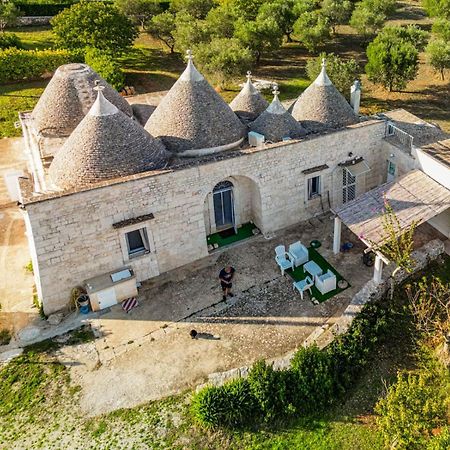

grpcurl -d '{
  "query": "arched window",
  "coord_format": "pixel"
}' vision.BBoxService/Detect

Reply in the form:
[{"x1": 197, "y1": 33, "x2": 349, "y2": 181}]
[{"x1": 213, "y1": 180, "x2": 233, "y2": 192}]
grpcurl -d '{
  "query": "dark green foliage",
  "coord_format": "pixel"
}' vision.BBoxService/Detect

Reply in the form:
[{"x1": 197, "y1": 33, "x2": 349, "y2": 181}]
[
  {"x1": 290, "y1": 345, "x2": 334, "y2": 413},
  {"x1": 327, "y1": 302, "x2": 390, "y2": 393},
  {"x1": 170, "y1": 0, "x2": 214, "y2": 19},
  {"x1": 51, "y1": 0, "x2": 138, "y2": 55},
  {"x1": 0, "y1": 329, "x2": 11, "y2": 346},
  {"x1": 0, "y1": 32, "x2": 22, "y2": 50},
  {"x1": 350, "y1": 0, "x2": 396, "y2": 38},
  {"x1": 248, "y1": 361, "x2": 296, "y2": 421},
  {"x1": 146, "y1": 11, "x2": 176, "y2": 53},
  {"x1": 84, "y1": 47, "x2": 125, "y2": 91},
  {"x1": 0, "y1": 47, "x2": 72, "y2": 84},
  {"x1": 366, "y1": 29, "x2": 419, "y2": 91},
  {"x1": 192, "y1": 37, "x2": 253, "y2": 86},
  {"x1": 258, "y1": 0, "x2": 297, "y2": 42},
  {"x1": 191, "y1": 378, "x2": 256, "y2": 428},
  {"x1": 293, "y1": 10, "x2": 330, "y2": 53},
  {"x1": 381, "y1": 25, "x2": 429, "y2": 52},
  {"x1": 13, "y1": 3, "x2": 74, "y2": 16}
]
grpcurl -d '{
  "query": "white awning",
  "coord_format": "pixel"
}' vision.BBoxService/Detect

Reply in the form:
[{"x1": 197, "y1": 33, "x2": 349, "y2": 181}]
[{"x1": 345, "y1": 160, "x2": 371, "y2": 177}]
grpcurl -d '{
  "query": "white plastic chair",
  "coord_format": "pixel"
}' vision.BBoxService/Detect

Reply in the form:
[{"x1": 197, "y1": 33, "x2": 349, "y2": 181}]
[
  {"x1": 275, "y1": 245, "x2": 294, "y2": 276},
  {"x1": 315, "y1": 270, "x2": 337, "y2": 295},
  {"x1": 288, "y1": 241, "x2": 309, "y2": 267},
  {"x1": 293, "y1": 276, "x2": 314, "y2": 300}
]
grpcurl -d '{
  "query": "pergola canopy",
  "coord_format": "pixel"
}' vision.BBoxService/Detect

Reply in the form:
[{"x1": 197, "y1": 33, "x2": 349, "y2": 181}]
[{"x1": 334, "y1": 169, "x2": 450, "y2": 248}]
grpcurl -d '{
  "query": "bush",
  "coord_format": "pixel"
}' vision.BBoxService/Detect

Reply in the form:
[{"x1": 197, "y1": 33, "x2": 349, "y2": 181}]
[
  {"x1": 376, "y1": 371, "x2": 448, "y2": 449},
  {"x1": 0, "y1": 32, "x2": 22, "y2": 50},
  {"x1": 0, "y1": 329, "x2": 12, "y2": 346},
  {"x1": 290, "y1": 345, "x2": 334, "y2": 412},
  {"x1": 14, "y1": 3, "x2": 75, "y2": 17},
  {"x1": 427, "y1": 427, "x2": 450, "y2": 449},
  {"x1": 248, "y1": 360, "x2": 296, "y2": 421},
  {"x1": 191, "y1": 378, "x2": 256, "y2": 428},
  {"x1": 0, "y1": 47, "x2": 72, "y2": 83},
  {"x1": 84, "y1": 47, "x2": 125, "y2": 91}
]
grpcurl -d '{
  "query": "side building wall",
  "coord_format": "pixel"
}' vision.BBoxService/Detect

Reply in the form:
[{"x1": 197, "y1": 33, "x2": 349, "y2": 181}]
[{"x1": 24, "y1": 120, "x2": 387, "y2": 314}]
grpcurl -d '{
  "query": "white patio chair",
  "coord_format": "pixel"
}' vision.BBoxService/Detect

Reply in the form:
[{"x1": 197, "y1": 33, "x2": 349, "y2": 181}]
[
  {"x1": 275, "y1": 245, "x2": 294, "y2": 276},
  {"x1": 315, "y1": 270, "x2": 337, "y2": 295},
  {"x1": 288, "y1": 241, "x2": 309, "y2": 267},
  {"x1": 293, "y1": 276, "x2": 314, "y2": 300}
]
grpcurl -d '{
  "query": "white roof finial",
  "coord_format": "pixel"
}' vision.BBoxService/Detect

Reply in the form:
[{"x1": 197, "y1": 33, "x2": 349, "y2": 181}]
[
  {"x1": 266, "y1": 83, "x2": 285, "y2": 115},
  {"x1": 315, "y1": 57, "x2": 332, "y2": 86},
  {"x1": 179, "y1": 49, "x2": 204, "y2": 82},
  {"x1": 90, "y1": 81, "x2": 119, "y2": 117},
  {"x1": 246, "y1": 71, "x2": 252, "y2": 81}
]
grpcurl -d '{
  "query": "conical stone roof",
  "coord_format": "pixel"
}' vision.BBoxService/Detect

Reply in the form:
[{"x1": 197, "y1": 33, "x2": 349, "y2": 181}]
[
  {"x1": 291, "y1": 59, "x2": 358, "y2": 131},
  {"x1": 32, "y1": 63, "x2": 133, "y2": 138},
  {"x1": 229, "y1": 71, "x2": 269, "y2": 123},
  {"x1": 249, "y1": 85, "x2": 307, "y2": 142},
  {"x1": 49, "y1": 86, "x2": 169, "y2": 190},
  {"x1": 145, "y1": 50, "x2": 245, "y2": 156}
]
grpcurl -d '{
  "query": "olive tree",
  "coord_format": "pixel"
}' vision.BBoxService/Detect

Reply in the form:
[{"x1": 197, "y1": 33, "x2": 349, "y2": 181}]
[
  {"x1": 51, "y1": 0, "x2": 138, "y2": 55},
  {"x1": 0, "y1": 0, "x2": 20, "y2": 33},
  {"x1": 114, "y1": 0, "x2": 161, "y2": 30},
  {"x1": 293, "y1": 10, "x2": 330, "y2": 52},
  {"x1": 146, "y1": 11, "x2": 177, "y2": 53}
]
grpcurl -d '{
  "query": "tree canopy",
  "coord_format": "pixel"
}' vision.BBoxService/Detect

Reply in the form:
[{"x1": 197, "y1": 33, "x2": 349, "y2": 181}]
[
  {"x1": 51, "y1": 0, "x2": 138, "y2": 55},
  {"x1": 0, "y1": 0, "x2": 20, "y2": 33}
]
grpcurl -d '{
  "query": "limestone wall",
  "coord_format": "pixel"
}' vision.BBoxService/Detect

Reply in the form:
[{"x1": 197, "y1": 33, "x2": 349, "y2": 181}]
[{"x1": 25, "y1": 120, "x2": 387, "y2": 314}]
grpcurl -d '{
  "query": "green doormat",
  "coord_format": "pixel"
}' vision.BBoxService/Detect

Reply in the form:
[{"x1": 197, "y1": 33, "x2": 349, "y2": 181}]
[
  {"x1": 207, "y1": 222, "x2": 259, "y2": 249},
  {"x1": 287, "y1": 247, "x2": 350, "y2": 303}
]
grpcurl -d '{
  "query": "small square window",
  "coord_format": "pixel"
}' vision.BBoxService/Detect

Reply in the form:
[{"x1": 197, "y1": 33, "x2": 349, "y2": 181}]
[
  {"x1": 307, "y1": 176, "x2": 321, "y2": 200},
  {"x1": 125, "y1": 228, "x2": 149, "y2": 257}
]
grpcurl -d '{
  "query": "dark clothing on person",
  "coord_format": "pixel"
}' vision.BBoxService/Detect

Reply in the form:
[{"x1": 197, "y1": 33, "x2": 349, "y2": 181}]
[{"x1": 219, "y1": 267, "x2": 235, "y2": 291}]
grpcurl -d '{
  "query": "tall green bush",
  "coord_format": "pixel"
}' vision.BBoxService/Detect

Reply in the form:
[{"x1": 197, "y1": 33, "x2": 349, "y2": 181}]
[
  {"x1": 84, "y1": 47, "x2": 125, "y2": 91},
  {"x1": 0, "y1": 48, "x2": 72, "y2": 84},
  {"x1": 191, "y1": 378, "x2": 256, "y2": 428}
]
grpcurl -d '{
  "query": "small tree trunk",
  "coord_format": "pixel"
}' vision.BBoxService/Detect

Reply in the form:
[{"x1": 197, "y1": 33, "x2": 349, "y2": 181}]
[
  {"x1": 389, "y1": 267, "x2": 401, "y2": 301},
  {"x1": 441, "y1": 70, "x2": 445, "y2": 81},
  {"x1": 286, "y1": 33, "x2": 293, "y2": 43}
]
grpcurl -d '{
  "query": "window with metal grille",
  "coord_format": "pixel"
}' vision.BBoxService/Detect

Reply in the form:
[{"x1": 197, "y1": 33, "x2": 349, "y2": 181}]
[{"x1": 342, "y1": 169, "x2": 356, "y2": 204}]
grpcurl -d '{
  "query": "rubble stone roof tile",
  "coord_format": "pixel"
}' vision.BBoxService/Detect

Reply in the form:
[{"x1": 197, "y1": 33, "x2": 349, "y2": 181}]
[
  {"x1": 49, "y1": 87, "x2": 168, "y2": 189},
  {"x1": 32, "y1": 63, "x2": 133, "y2": 138},
  {"x1": 144, "y1": 51, "x2": 245, "y2": 155}
]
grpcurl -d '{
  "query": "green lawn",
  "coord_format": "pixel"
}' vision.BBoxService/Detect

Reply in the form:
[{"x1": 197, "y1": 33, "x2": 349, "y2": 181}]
[
  {"x1": 207, "y1": 222, "x2": 259, "y2": 249},
  {"x1": 8, "y1": 26, "x2": 55, "y2": 50}
]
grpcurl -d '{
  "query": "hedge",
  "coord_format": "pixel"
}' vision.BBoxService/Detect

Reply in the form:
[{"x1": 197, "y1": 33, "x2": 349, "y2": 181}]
[
  {"x1": 0, "y1": 48, "x2": 72, "y2": 84},
  {"x1": 191, "y1": 299, "x2": 393, "y2": 429},
  {"x1": 84, "y1": 47, "x2": 125, "y2": 91},
  {"x1": 0, "y1": 33, "x2": 22, "y2": 50},
  {"x1": 14, "y1": 2, "x2": 78, "y2": 16}
]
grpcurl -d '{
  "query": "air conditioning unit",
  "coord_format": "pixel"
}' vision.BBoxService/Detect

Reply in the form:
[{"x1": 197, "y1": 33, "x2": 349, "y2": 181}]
[
  {"x1": 84, "y1": 267, "x2": 137, "y2": 311},
  {"x1": 248, "y1": 131, "x2": 265, "y2": 148}
]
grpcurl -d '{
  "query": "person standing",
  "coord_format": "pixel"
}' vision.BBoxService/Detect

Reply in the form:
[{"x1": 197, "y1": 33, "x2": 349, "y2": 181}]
[{"x1": 219, "y1": 266, "x2": 235, "y2": 301}]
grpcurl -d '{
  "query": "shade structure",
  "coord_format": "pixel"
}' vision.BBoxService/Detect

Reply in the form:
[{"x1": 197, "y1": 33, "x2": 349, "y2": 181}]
[
  {"x1": 249, "y1": 85, "x2": 307, "y2": 142},
  {"x1": 334, "y1": 169, "x2": 450, "y2": 248},
  {"x1": 145, "y1": 50, "x2": 245, "y2": 156},
  {"x1": 229, "y1": 72, "x2": 269, "y2": 123},
  {"x1": 291, "y1": 59, "x2": 358, "y2": 131},
  {"x1": 49, "y1": 86, "x2": 169, "y2": 190}
]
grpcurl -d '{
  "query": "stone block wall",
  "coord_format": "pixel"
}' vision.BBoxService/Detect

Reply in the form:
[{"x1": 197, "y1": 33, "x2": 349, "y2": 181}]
[{"x1": 24, "y1": 120, "x2": 387, "y2": 314}]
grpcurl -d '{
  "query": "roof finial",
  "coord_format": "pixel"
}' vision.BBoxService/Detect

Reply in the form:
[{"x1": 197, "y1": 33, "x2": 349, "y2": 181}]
[
  {"x1": 272, "y1": 83, "x2": 280, "y2": 98},
  {"x1": 93, "y1": 80, "x2": 105, "y2": 92},
  {"x1": 186, "y1": 49, "x2": 193, "y2": 62},
  {"x1": 315, "y1": 58, "x2": 332, "y2": 86},
  {"x1": 321, "y1": 58, "x2": 326, "y2": 69},
  {"x1": 246, "y1": 71, "x2": 252, "y2": 81}
]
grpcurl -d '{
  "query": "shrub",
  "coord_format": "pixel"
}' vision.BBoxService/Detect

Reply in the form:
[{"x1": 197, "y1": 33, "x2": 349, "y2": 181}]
[
  {"x1": 191, "y1": 378, "x2": 256, "y2": 428},
  {"x1": 0, "y1": 32, "x2": 22, "y2": 50},
  {"x1": 84, "y1": 47, "x2": 125, "y2": 91},
  {"x1": 290, "y1": 345, "x2": 334, "y2": 413},
  {"x1": 327, "y1": 302, "x2": 390, "y2": 393},
  {"x1": 0, "y1": 329, "x2": 11, "y2": 346},
  {"x1": 427, "y1": 427, "x2": 450, "y2": 449},
  {"x1": 248, "y1": 360, "x2": 296, "y2": 421},
  {"x1": 375, "y1": 371, "x2": 448, "y2": 449},
  {"x1": 0, "y1": 48, "x2": 72, "y2": 84}
]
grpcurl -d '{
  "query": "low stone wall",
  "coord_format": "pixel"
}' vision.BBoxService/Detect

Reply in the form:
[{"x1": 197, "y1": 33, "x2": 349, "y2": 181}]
[
  {"x1": 17, "y1": 16, "x2": 53, "y2": 27},
  {"x1": 198, "y1": 239, "x2": 445, "y2": 390}
]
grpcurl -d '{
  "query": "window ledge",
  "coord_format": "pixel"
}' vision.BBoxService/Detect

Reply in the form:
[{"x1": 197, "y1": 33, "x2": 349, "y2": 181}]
[{"x1": 127, "y1": 250, "x2": 151, "y2": 260}]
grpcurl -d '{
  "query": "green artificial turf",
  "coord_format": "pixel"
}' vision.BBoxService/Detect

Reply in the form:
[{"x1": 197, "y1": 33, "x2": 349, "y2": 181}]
[
  {"x1": 287, "y1": 247, "x2": 350, "y2": 303},
  {"x1": 207, "y1": 222, "x2": 258, "y2": 249}
]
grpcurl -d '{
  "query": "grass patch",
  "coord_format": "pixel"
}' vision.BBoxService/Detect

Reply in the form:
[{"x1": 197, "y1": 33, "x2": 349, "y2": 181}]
[
  {"x1": 207, "y1": 222, "x2": 259, "y2": 249},
  {"x1": 6, "y1": 26, "x2": 55, "y2": 51},
  {"x1": 0, "y1": 81, "x2": 45, "y2": 138},
  {"x1": 286, "y1": 247, "x2": 350, "y2": 302}
]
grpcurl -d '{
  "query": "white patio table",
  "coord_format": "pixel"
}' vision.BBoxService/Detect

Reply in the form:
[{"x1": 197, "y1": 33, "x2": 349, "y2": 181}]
[{"x1": 303, "y1": 260, "x2": 323, "y2": 278}]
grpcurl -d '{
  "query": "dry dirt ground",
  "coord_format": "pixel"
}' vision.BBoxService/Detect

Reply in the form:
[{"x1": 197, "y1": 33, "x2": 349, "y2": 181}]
[
  {"x1": 0, "y1": 138, "x2": 36, "y2": 334},
  {"x1": 54, "y1": 215, "x2": 376, "y2": 416}
]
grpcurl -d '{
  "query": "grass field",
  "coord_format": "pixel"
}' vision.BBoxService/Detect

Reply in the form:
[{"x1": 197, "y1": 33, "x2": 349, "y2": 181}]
[{"x1": 1, "y1": 0, "x2": 449, "y2": 138}]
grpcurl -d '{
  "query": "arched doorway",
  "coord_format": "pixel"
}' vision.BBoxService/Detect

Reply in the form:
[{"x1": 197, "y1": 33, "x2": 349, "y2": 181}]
[{"x1": 212, "y1": 180, "x2": 235, "y2": 231}]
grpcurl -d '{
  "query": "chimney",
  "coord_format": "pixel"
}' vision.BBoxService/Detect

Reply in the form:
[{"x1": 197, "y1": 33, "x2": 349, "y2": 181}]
[{"x1": 350, "y1": 80, "x2": 361, "y2": 115}]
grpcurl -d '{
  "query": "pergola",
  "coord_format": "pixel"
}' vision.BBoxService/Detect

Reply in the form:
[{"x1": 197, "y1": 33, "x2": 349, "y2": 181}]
[{"x1": 332, "y1": 169, "x2": 450, "y2": 283}]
